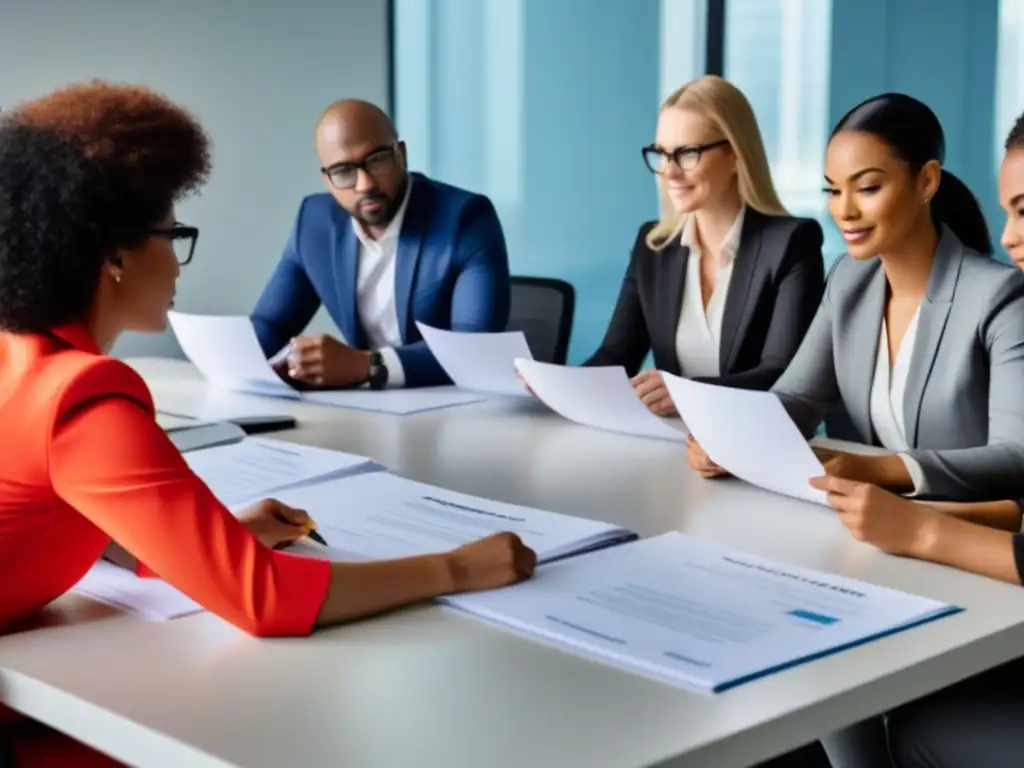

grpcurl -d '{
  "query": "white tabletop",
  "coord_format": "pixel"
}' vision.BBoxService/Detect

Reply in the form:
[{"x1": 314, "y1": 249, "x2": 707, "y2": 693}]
[{"x1": 3, "y1": 358, "x2": 1024, "y2": 768}]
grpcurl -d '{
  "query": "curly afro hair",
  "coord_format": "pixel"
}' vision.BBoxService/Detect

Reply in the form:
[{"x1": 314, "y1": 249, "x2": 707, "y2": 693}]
[
  {"x1": 1007, "y1": 111, "x2": 1024, "y2": 152},
  {"x1": 0, "y1": 80, "x2": 211, "y2": 332}
]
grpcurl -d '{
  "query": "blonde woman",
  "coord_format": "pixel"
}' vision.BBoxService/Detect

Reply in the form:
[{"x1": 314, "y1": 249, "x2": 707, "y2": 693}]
[{"x1": 584, "y1": 75, "x2": 825, "y2": 416}]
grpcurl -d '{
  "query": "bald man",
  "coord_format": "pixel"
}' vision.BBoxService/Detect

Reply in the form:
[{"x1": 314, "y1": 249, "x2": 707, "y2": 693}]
[{"x1": 250, "y1": 100, "x2": 510, "y2": 389}]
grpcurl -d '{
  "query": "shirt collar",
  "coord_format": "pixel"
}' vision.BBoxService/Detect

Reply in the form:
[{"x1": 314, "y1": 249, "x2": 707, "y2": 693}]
[
  {"x1": 679, "y1": 204, "x2": 747, "y2": 266},
  {"x1": 49, "y1": 322, "x2": 101, "y2": 354},
  {"x1": 352, "y1": 176, "x2": 414, "y2": 248}
]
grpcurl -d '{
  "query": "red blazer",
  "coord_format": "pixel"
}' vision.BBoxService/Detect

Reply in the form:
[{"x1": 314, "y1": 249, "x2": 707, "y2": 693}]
[{"x1": 0, "y1": 323, "x2": 329, "y2": 635}]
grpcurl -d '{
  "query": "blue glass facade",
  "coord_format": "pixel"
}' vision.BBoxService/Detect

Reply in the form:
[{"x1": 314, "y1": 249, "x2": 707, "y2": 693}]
[
  {"x1": 395, "y1": 0, "x2": 665, "y2": 363},
  {"x1": 395, "y1": 0, "x2": 1008, "y2": 362}
]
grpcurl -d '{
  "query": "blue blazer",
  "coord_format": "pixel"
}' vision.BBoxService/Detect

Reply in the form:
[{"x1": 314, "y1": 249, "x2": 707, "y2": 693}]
[{"x1": 251, "y1": 172, "x2": 511, "y2": 387}]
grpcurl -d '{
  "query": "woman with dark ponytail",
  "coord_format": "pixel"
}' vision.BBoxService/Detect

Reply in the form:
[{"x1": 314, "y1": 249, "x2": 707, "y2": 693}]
[
  {"x1": 686, "y1": 93, "x2": 1024, "y2": 505},
  {"x1": 827, "y1": 94, "x2": 994, "y2": 256},
  {"x1": 774, "y1": 112, "x2": 1024, "y2": 768}
]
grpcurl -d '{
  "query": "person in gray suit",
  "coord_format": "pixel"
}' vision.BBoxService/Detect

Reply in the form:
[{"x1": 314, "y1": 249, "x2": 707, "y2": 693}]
[
  {"x1": 800, "y1": 112, "x2": 1024, "y2": 768},
  {"x1": 688, "y1": 93, "x2": 1024, "y2": 504}
]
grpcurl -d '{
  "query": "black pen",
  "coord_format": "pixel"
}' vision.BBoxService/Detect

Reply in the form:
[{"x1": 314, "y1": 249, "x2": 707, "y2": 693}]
[{"x1": 305, "y1": 527, "x2": 328, "y2": 546}]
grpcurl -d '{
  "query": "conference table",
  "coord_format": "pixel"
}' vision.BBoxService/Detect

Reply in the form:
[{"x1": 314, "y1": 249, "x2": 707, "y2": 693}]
[{"x1": 3, "y1": 358, "x2": 1024, "y2": 768}]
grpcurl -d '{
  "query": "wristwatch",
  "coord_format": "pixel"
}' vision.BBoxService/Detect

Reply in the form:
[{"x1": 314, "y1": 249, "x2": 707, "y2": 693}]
[{"x1": 367, "y1": 350, "x2": 389, "y2": 390}]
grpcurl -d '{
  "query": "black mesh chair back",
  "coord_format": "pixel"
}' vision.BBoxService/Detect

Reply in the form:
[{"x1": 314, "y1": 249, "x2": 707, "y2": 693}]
[
  {"x1": 824, "y1": 402, "x2": 861, "y2": 442},
  {"x1": 508, "y1": 276, "x2": 575, "y2": 364}
]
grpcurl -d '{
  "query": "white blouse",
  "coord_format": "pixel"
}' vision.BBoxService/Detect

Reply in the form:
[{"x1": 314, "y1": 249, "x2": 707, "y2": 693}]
[
  {"x1": 868, "y1": 307, "x2": 928, "y2": 493},
  {"x1": 673, "y1": 206, "x2": 746, "y2": 378}
]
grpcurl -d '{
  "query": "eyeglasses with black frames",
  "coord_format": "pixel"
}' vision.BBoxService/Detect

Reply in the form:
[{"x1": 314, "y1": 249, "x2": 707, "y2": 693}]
[
  {"x1": 149, "y1": 223, "x2": 199, "y2": 266},
  {"x1": 641, "y1": 139, "x2": 729, "y2": 174},
  {"x1": 321, "y1": 143, "x2": 400, "y2": 190}
]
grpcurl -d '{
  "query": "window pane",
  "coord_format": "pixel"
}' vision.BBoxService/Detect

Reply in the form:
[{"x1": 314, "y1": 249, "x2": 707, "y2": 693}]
[
  {"x1": 724, "y1": 0, "x2": 839, "y2": 263},
  {"x1": 394, "y1": 0, "x2": 704, "y2": 363},
  {"x1": 996, "y1": 0, "x2": 1024, "y2": 166},
  {"x1": 660, "y1": 0, "x2": 707, "y2": 101}
]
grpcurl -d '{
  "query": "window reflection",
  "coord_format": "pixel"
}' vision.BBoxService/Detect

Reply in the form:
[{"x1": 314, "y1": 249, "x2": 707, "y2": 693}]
[
  {"x1": 724, "y1": 0, "x2": 839, "y2": 263},
  {"x1": 996, "y1": 0, "x2": 1024, "y2": 167}
]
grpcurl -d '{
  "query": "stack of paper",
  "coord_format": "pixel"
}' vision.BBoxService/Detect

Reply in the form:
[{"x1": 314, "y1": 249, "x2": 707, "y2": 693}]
[
  {"x1": 445, "y1": 532, "x2": 961, "y2": 693},
  {"x1": 168, "y1": 311, "x2": 485, "y2": 415},
  {"x1": 416, "y1": 322, "x2": 533, "y2": 397},
  {"x1": 271, "y1": 471, "x2": 636, "y2": 565},
  {"x1": 78, "y1": 468, "x2": 637, "y2": 622},
  {"x1": 660, "y1": 374, "x2": 827, "y2": 504},
  {"x1": 514, "y1": 359, "x2": 687, "y2": 442},
  {"x1": 184, "y1": 437, "x2": 380, "y2": 508},
  {"x1": 71, "y1": 561, "x2": 203, "y2": 621}
]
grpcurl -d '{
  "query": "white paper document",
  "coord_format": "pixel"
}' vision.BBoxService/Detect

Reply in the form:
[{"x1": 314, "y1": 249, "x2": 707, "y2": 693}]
[
  {"x1": 184, "y1": 437, "x2": 379, "y2": 507},
  {"x1": 168, "y1": 311, "x2": 296, "y2": 398},
  {"x1": 661, "y1": 374, "x2": 827, "y2": 505},
  {"x1": 71, "y1": 561, "x2": 203, "y2": 621},
  {"x1": 514, "y1": 359, "x2": 687, "y2": 442},
  {"x1": 169, "y1": 311, "x2": 485, "y2": 415},
  {"x1": 272, "y1": 471, "x2": 636, "y2": 564},
  {"x1": 446, "y1": 532, "x2": 961, "y2": 693},
  {"x1": 301, "y1": 386, "x2": 485, "y2": 414},
  {"x1": 416, "y1": 322, "x2": 533, "y2": 397}
]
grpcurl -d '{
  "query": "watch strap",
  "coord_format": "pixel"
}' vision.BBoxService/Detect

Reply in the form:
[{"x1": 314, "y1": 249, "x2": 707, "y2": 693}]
[{"x1": 367, "y1": 350, "x2": 388, "y2": 390}]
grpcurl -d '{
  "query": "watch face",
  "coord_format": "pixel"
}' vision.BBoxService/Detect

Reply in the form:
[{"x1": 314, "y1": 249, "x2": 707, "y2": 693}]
[{"x1": 369, "y1": 352, "x2": 388, "y2": 389}]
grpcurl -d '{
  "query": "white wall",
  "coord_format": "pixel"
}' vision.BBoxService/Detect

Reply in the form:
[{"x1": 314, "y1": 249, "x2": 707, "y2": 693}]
[{"x1": 0, "y1": 0, "x2": 390, "y2": 358}]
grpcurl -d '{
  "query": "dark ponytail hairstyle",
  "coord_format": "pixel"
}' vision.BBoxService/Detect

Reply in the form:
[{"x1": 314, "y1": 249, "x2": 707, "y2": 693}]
[{"x1": 832, "y1": 93, "x2": 993, "y2": 255}]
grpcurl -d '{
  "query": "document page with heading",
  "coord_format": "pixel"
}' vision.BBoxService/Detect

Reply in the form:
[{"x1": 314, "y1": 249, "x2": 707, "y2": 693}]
[
  {"x1": 661, "y1": 374, "x2": 827, "y2": 504},
  {"x1": 271, "y1": 471, "x2": 635, "y2": 564},
  {"x1": 445, "y1": 532, "x2": 961, "y2": 693}
]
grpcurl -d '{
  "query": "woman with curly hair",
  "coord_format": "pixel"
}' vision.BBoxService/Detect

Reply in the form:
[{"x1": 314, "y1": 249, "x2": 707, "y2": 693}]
[{"x1": 0, "y1": 81, "x2": 534, "y2": 765}]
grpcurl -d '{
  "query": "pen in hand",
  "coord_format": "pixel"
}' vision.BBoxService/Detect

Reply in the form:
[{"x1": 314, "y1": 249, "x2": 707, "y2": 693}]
[
  {"x1": 305, "y1": 527, "x2": 328, "y2": 546},
  {"x1": 271, "y1": 524, "x2": 329, "y2": 551},
  {"x1": 243, "y1": 499, "x2": 330, "y2": 550}
]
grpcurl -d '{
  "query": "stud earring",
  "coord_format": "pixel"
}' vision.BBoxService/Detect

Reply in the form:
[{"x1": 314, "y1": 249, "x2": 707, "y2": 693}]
[{"x1": 114, "y1": 274, "x2": 122, "y2": 283}]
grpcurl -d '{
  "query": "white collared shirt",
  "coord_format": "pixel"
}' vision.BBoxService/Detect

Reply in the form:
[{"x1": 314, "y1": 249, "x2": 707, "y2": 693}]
[
  {"x1": 673, "y1": 206, "x2": 746, "y2": 378},
  {"x1": 351, "y1": 180, "x2": 414, "y2": 387},
  {"x1": 868, "y1": 306, "x2": 929, "y2": 494}
]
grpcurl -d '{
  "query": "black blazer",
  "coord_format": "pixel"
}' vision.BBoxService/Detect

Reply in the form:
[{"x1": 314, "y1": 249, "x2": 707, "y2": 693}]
[{"x1": 585, "y1": 209, "x2": 825, "y2": 390}]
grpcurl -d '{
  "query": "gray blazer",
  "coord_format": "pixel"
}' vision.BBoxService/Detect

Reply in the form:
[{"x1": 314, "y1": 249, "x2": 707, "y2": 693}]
[{"x1": 772, "y1": 225, "x2": 1024, "y2": 501}]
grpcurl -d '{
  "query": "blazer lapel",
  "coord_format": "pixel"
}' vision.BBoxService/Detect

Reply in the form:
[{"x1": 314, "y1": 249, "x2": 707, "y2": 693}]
[
  {"x1": 718, "y1": 211, "x2": 763, "y2": 373},
  {"x1": 331, "y1": 221, "x2": 363, "y2": 347},
  {"x1": 394, "y1": 180, "x2": 430, "y2": 342},
  {"x1": 845, "y1": 265, "x2": 887, "y2": 443},
  {"x1": 658, "y1": 237, "x2": 688, "y2": 376},
  {"x1": 903, "y1": 226, "x2": 963, "y2": 447}
]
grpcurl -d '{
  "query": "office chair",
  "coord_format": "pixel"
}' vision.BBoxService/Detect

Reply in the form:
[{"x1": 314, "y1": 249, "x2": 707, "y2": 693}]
[
  {"x1": 823, "y1": 402, "x2": 860, "y2": 442},
  {"x1": 508, "y1": 276, "x2": 575, "y2": 365}
]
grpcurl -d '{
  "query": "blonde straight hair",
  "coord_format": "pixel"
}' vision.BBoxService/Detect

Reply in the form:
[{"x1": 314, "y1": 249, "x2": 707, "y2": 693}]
[{"x1": 646, "y1": 75, "x2": 788, "y2": 250}]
